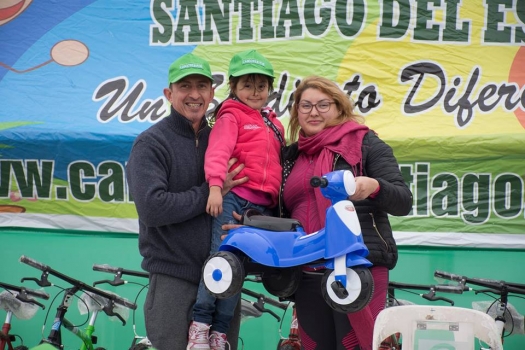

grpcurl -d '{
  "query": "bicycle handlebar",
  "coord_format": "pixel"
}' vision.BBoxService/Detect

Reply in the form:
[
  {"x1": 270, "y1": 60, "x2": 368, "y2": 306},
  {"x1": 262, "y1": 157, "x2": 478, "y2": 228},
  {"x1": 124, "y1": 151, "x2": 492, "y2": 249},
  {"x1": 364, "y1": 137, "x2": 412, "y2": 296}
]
[
  {"x1": 93, "y1": 264, "x2": 149, "y2": 278},
  {"x1": 241, "y1": 288, "x2": 288, "y2": 310},
  {"x1": 434, "y1": 270, "x2": 525, "y2": 295},
  {"x1": 0, "y1": 281, "x2": 50, "y2": 309},
  {"x1": 19, "y1": 255, "x2": 137, "y2": 311},
  {"x1": 388, "y1": 281, "x2": 471, "y2": 306},
  {"x1": 389, "y1": 281, "x2": 469, "y2": 294},
  {"x1": 0, "y1": 281, "x2": 50, "y2": 300}
]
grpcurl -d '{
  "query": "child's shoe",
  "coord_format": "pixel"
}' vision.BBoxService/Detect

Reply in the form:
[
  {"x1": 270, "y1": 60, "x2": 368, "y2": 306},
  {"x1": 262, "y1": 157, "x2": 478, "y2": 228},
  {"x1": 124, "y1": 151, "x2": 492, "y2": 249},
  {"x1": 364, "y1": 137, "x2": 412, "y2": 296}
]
[
  {"x1": 209, "y1": 331, "x2": 230, "y2": 350},
  {"x1": 186, "y1": 321, "x2": 211, "y2": 350}
]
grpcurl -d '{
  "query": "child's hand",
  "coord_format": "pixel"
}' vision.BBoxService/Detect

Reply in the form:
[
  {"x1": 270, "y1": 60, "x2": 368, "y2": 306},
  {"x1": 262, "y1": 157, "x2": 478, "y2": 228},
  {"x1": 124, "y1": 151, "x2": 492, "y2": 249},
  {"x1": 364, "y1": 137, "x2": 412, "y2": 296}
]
[{"x1": 207, "y1": 186, "x2": 223, "y2": 217}]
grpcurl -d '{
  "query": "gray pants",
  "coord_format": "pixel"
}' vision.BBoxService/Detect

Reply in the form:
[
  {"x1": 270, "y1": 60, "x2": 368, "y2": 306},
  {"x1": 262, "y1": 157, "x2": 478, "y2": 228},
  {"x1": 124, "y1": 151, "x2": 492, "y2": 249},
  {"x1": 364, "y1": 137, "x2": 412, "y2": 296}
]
[{"x1": 144, "y1": 273, "x2": 240, "y2": 350}]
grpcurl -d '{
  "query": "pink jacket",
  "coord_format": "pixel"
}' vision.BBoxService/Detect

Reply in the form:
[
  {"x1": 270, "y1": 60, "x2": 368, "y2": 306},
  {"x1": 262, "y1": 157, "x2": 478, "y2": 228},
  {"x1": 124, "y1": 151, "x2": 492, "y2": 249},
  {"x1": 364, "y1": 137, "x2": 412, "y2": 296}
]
[{"x1": 205, "y1": 99, "x2": 284, "y2": 207}]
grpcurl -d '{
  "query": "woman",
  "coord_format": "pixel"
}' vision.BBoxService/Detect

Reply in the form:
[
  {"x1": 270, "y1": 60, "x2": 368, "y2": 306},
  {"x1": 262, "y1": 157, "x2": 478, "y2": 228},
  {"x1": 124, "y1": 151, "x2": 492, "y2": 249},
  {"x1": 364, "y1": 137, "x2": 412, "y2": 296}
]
[{"x1": 280, "y1": 76, "x2": 412, "y2": 350}]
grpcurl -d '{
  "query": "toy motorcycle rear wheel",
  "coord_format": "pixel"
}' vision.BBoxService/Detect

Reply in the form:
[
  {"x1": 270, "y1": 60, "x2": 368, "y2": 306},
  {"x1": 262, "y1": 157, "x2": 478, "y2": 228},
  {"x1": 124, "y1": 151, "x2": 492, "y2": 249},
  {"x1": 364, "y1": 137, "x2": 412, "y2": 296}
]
[
  {"x1": 262, "y1": 266, "x2": 302, "y2": 298},
  {"x1": 202, "y1": 251, "x2": 245, "y2": 298},
  {"x1": 321, "y1": 267, "x2": 374, "y2": 313}
]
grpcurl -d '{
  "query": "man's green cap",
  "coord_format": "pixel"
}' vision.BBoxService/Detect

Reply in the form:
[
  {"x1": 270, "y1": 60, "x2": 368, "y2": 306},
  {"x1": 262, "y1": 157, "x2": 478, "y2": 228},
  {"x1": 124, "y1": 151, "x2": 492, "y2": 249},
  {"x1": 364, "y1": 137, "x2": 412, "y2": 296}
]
[
  {"x1": 168, "y1": 53, "x2": 213, "y2": 84},
  {"x1": 228, "y1": 50, "x2": 274, "y2": 78}
]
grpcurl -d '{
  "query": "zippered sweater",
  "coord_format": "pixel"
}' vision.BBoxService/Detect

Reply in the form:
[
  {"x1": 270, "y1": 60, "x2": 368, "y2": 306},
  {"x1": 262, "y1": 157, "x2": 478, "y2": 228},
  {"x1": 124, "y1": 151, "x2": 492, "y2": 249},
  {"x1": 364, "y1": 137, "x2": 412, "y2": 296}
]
[
  {"x1": 126, "y1": 108, "x2": 212, "y2": 284},
  {"x1": 205, "y1": 99, "x2": 284, "y2": 207}
]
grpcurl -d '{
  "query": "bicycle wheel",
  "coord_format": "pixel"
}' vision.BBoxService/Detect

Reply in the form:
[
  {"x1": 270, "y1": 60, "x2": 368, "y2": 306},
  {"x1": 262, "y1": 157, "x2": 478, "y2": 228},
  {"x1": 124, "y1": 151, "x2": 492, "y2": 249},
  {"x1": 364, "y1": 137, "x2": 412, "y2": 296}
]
[
  {"x1": 13, "y1": 346, "x2": 29, "y2": 350},
  {"x1": 202, "y1": 251, "x2": 245, "y2": 298},
  {"x1": 262, "y1": 266, "x2": 302, "y2": 298},
  {"x1": 321, "y1": 267, "x2": 374, "y2": 313},
  {"x1": 129, "y1": 344, "x2": 151, "y2": 350}
]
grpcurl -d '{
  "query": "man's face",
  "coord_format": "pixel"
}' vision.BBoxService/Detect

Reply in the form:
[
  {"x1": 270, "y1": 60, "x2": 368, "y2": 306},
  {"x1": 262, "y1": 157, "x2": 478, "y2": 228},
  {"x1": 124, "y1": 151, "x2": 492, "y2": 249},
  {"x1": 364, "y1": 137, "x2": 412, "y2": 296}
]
[{"x1": 164, "y1": 74, "x2": 214, "y2": 127}]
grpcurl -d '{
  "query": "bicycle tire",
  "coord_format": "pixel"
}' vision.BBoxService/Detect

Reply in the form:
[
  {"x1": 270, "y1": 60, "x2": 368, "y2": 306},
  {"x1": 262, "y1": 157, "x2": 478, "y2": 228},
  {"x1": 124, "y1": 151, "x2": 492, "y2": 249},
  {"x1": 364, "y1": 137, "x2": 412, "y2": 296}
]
[
  {"x1": 13, "y1": 346, "x2": 29, "y2": 350},
  {"x1": 277, "y1": 338, "x2": 301, "y2": 350},
  {"x1": 129, "y1": 344, "x2": 151, "y2": 350}
]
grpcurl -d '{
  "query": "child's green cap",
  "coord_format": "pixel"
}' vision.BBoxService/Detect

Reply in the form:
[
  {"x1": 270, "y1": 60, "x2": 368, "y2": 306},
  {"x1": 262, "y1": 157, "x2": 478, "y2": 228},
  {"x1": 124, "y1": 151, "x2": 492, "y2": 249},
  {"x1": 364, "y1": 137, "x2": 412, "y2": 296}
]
[{"x1": 228, "y1": 50, "x2": 274, "y2": 78}]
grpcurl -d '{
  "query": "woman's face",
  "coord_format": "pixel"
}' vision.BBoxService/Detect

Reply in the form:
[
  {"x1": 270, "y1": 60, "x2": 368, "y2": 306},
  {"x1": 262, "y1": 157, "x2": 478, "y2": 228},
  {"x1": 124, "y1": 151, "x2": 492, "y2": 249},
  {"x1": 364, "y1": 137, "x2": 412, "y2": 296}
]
[{"x1": 297, "y1": 88, "x2": 339, "y2": 137}]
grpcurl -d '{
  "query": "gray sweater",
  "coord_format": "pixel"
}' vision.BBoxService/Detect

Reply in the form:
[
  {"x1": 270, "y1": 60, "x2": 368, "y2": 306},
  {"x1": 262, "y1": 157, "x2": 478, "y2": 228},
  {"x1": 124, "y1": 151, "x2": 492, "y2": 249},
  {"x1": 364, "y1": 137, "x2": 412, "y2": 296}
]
[{"x1": 126, "y1": 108, "x2": 212, "y2": 284}]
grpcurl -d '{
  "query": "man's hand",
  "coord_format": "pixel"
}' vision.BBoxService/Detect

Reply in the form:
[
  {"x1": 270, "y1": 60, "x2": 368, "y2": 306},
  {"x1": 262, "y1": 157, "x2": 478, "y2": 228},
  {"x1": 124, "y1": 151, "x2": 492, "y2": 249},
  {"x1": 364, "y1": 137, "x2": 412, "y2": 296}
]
[
  {"x1": 222, "y1": 158, "x2": 248, "y2": 196},
  {"x1": 349, "y1": 176, "x2": 379, "y2": 201},
  {"x1": 220, "y1": 211, "x2": 243, "y2": 240},
  {"x1": 206, "y1": 186, "x2": 223, "y2": 217}
]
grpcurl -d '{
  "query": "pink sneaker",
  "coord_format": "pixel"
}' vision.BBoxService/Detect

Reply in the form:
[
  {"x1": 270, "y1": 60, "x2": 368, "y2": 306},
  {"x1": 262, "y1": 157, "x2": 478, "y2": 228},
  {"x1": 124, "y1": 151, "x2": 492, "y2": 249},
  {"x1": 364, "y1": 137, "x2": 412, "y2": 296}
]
[
  {"x1": 186, "y1": 321, "x2": 211, "y2": 350},
  {"x1": 209, "y1": 331, "x2": 230, "y2": 350}
]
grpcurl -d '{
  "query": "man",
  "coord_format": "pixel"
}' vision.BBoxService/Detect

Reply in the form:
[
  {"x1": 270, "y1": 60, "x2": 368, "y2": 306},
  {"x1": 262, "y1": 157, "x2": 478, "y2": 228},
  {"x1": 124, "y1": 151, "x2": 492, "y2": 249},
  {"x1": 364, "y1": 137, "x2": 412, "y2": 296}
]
[{"x1": 126, "y1": 53, "x2": 244, "y2": 350}]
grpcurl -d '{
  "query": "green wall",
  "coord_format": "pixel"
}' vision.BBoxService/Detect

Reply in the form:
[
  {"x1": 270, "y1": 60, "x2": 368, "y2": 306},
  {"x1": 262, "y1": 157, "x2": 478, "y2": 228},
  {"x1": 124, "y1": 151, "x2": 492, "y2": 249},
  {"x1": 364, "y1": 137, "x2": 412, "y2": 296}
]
[{"x1": 1, "y1": 228, "x2": 524, "y2": 349}]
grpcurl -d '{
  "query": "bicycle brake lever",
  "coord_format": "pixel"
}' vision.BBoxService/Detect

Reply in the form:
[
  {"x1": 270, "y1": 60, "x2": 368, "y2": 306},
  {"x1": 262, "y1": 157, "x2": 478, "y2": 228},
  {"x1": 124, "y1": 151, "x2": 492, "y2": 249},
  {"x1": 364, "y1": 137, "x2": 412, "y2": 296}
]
[
  {"x1": 103, "y1": 301, "x2": 126, "y2": 325},
  {"x1": 252, "y1": 300, "x2": 281, "y2": 322},
  {"x1": 422, "y1": 291, "x2": 454, "y2": 306},
  {"x1": 16, "y1": 289, "x2": 46, "y2": 310},
  {"x1": 93, "y1": 278, "x2": 125, "y2": 287},
  {"x1": 21, "y1": 272, "x2": 52, "y2": 287}
]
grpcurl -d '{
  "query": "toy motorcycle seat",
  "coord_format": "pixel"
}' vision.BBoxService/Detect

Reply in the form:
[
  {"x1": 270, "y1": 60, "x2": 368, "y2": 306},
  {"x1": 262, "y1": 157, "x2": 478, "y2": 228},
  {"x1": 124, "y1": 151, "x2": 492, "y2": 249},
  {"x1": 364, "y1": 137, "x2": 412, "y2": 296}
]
[{"x1": 242, "y1": 209, "x2": 303, "y2": 232}]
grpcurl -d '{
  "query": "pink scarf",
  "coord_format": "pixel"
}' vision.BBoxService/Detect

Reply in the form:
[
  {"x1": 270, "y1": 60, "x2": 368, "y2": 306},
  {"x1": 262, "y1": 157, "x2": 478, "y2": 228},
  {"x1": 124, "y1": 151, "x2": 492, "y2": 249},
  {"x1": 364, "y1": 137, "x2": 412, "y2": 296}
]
[{"x1": 298, "y1": 121, "x2": 369, "y2": 225}]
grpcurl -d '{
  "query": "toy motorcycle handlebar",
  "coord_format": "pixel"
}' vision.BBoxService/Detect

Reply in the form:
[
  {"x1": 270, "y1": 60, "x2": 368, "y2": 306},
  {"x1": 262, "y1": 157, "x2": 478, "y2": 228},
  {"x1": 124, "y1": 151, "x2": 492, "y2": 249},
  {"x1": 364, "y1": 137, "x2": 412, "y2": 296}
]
[{"x1": 310, "y1": 176, "x2": 327, "y2": 188}]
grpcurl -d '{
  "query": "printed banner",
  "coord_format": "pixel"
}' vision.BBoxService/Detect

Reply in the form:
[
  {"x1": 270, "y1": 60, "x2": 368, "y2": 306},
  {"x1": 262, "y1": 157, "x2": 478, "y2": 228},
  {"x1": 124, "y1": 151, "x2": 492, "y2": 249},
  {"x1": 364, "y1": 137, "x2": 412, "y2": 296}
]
[{"x1": 1, "y1": 0, "x2": 524, "y2": 246}]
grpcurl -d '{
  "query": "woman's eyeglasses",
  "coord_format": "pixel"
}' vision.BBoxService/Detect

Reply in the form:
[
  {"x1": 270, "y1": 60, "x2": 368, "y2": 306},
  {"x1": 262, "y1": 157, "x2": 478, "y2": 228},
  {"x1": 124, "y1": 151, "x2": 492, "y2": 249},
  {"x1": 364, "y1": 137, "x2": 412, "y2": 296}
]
[{"x1": 297, "y1": 101, "x2": 335, "y2": 114}]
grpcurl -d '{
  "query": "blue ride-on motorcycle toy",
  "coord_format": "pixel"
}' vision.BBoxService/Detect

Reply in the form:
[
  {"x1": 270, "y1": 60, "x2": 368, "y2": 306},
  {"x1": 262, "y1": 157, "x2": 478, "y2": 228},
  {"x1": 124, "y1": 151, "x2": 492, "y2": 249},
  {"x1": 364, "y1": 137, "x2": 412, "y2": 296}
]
[{"x1": 202, "y1": 170, "x2": 374, "y2": 313}]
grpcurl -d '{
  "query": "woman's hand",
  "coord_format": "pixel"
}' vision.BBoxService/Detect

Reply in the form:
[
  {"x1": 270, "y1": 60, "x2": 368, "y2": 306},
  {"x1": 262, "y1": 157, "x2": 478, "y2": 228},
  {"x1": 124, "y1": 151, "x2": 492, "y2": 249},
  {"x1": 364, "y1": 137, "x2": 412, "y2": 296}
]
[{"x1": 349, "y1": 176, "x2": 379, "y2": 201}]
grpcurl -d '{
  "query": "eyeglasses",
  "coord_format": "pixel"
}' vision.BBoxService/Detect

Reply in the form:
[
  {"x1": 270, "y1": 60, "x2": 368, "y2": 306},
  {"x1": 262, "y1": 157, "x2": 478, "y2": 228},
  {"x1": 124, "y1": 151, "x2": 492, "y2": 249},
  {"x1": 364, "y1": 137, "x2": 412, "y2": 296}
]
[{"x1": 297, "y1": 101, "x2": 335, "y2": 114}]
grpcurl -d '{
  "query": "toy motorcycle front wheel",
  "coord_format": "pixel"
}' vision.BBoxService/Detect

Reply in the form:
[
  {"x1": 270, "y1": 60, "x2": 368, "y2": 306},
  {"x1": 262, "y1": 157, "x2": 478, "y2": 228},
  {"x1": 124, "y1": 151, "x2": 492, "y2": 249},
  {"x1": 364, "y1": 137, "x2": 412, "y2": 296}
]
[
  {"x1": 321, "y1": 267, "x2": 374, "y2": 313},
  {"x1": 202, "y1": 251, "x2": 245, "y2": 298}
]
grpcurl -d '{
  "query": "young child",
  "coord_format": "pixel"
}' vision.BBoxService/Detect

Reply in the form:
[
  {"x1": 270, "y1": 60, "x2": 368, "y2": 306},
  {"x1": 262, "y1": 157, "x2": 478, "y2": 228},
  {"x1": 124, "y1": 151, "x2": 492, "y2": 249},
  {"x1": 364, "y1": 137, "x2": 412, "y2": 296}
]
[{"x1": 187, "y1": 50, "x2": 285, "y2": 350}]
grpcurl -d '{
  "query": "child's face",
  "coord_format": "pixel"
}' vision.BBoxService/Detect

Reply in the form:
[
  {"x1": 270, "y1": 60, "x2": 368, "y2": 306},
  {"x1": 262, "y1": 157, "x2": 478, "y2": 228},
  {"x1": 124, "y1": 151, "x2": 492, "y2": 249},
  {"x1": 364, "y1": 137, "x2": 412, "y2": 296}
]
[{"x1": 233, "y1": 74, "x2": 270, "y2": 111}]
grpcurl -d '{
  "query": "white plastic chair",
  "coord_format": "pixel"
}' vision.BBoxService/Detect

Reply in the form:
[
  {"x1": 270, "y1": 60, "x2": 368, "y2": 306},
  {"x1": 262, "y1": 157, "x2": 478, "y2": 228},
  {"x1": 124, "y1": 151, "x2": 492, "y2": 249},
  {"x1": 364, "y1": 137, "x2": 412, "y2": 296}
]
[{"x1": 372, "y1": 305, "x2": 503, "y2": 350}]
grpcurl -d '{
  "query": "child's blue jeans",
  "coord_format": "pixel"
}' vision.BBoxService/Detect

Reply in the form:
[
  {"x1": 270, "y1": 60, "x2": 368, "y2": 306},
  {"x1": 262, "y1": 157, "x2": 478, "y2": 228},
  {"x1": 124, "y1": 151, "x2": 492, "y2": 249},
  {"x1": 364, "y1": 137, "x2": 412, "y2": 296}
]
[{"x1": 193, "y1": 191, "x2": 270, "y2": 333}]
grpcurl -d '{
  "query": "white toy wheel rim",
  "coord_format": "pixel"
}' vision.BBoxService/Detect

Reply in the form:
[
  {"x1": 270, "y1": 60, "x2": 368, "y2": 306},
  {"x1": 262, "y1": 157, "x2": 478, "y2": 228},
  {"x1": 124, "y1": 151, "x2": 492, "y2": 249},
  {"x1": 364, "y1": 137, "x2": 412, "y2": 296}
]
[
  {"x1": 325, "y1": 268, "x2": 362, "y2": 304},
  {"x1": 203, "y1": 256, "x2": 234, "y2": 294}
]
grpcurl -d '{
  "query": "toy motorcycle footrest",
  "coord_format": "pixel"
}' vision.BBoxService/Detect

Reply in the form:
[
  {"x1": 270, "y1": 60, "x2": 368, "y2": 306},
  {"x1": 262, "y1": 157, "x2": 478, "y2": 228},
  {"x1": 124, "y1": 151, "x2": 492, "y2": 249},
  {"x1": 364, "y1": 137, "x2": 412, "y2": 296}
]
[{"x1": 242, "y1": 209, "x2": 303, "y2": 232}]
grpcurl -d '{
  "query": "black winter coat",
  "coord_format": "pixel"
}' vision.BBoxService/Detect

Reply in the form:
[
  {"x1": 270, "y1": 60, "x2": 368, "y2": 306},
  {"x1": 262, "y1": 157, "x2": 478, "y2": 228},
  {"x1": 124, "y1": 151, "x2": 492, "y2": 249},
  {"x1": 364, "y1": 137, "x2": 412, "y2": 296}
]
[{"x1": 279, "y1": 130, "x2": 413, "y2": 270}]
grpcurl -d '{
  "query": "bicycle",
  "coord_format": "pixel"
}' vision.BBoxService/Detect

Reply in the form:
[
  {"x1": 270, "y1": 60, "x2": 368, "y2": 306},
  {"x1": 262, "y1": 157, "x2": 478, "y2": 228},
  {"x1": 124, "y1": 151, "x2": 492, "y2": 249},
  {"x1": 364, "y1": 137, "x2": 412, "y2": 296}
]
[
  {"x1": 0, "y1": 281, "x2": 49, "y2": 350},
  {"x1": 18, "y1": 256, "x2": 137, "y2": 350},
  {"x1": 434, "y1": 270, "x2": 525, "y2": 348},
  {"x1": 91, "y1": 264, "x2": 291, "y2": 350}
]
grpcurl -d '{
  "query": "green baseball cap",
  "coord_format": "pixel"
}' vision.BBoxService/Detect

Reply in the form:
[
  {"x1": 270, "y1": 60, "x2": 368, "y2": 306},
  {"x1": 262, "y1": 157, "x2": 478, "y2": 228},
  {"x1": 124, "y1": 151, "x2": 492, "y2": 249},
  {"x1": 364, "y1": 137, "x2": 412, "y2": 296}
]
[
  {"x1": 168, "y1": 53, "x2": 213, "y2": 84},
  {"x1": 228, "y1": 50, "x2": 274, "y2": 78}
]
